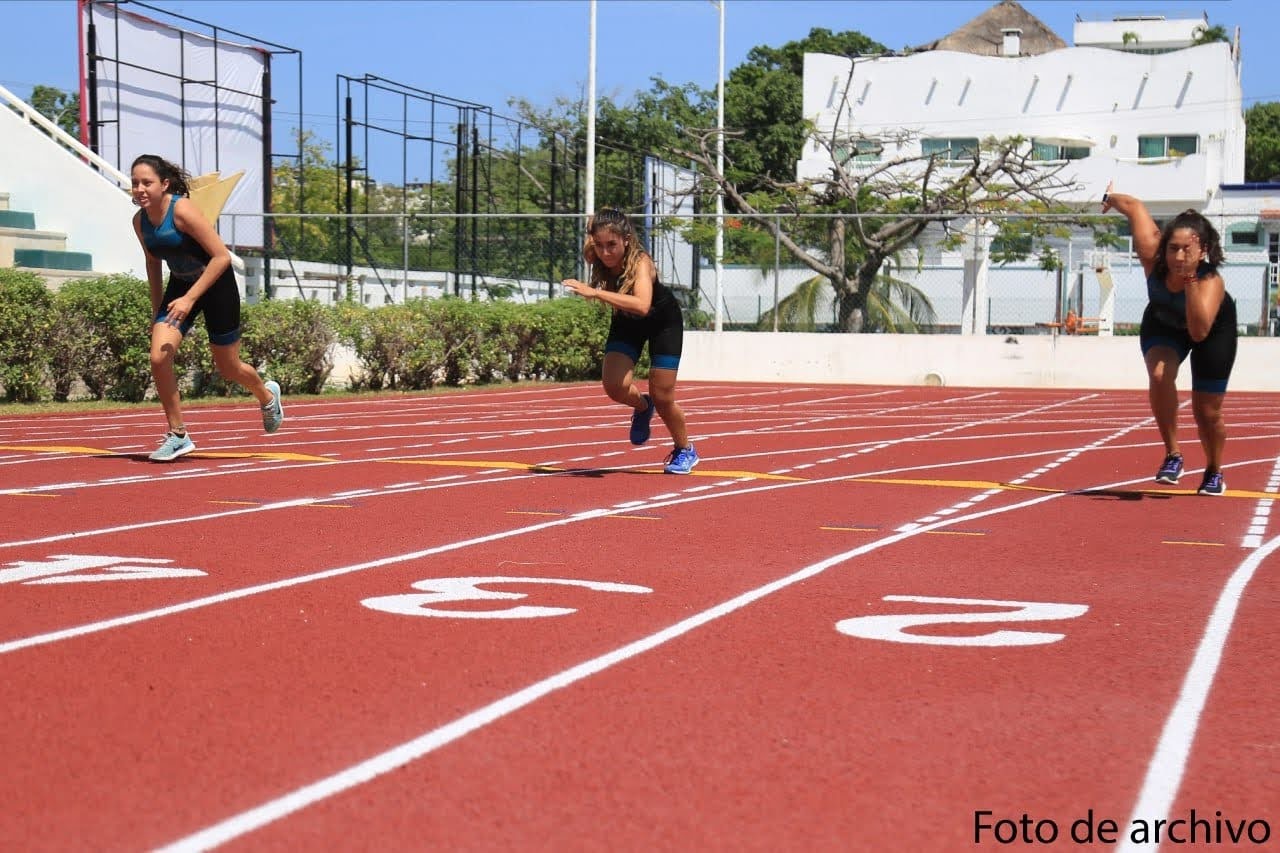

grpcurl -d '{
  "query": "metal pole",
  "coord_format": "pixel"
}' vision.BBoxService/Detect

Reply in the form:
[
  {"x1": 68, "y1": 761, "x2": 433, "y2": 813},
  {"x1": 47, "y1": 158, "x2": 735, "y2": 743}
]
[
  {"x1": 585, "y1": 0, "x2": 597, "y2": 216},
  {"x1": 773, "y1": 215, "x2": 780, "y2": 332},
  {"x1": 713, "y1": 0, "x2": 725, "y2": 332}
]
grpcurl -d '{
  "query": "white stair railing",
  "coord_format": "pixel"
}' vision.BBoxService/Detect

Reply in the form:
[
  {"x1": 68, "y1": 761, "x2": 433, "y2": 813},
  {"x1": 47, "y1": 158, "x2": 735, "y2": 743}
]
[{"x1": 0, "y1": 83, "x2": 129, "y2": 194}]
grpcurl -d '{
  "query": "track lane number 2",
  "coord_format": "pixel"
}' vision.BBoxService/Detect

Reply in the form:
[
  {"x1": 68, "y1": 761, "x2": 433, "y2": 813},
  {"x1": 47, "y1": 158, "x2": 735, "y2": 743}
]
[{"x1": 837, "y1": 595, "x2": 1088, "y2": 647}]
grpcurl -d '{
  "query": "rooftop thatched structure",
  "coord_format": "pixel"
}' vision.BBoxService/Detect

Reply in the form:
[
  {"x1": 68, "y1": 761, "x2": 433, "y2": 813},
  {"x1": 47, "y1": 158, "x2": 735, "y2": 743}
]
[{"x1": 914, "y1": 0, "x2": 1066, "y2": 56}]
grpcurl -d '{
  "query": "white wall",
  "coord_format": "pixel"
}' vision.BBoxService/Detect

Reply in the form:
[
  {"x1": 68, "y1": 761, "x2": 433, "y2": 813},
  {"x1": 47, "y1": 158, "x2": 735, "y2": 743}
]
[
  {"x1": 680, "y1": 331, "x2": 1280, "y2": 392},
  {"x1": 0, "y1": 104, "x2": 140, "y2": 275},
  {"x1": 799, "y1": 41, "x2": 1243, "y2": 209}
]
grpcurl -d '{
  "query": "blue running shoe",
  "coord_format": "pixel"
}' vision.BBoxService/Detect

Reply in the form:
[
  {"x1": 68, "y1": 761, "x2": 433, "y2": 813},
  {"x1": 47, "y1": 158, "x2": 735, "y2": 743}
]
[
  {"x1": 149, "y1": 430, "x2": 195, "y2": 462},
  {"x1": 1197, "y1": 470, "x2": 1225, "y2": 496},
  {"x1": 629, "y1": 393, "x2": 655, "y2": 445},
  {"x1": 664, "y1": 443, "x2": 699, "y2": 475},
  {"x1": 1155, "y1": 453, "x2": 1183, "y2": 484},
  {"x1": 262, "y1": 380, "x2": 284, "y2": 433}
]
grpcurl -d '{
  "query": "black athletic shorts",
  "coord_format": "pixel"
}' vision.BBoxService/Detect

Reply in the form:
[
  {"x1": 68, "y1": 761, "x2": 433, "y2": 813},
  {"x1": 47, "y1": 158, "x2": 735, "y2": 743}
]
[
  {"x1": 155, "y1": 270, "x2": 242, "y2": 345},
  {"x1": 1139, "y1": 294, "x2": 1237, "y2": 394},
  {"x1": 604, "y1": 297, "x2": 684, "y2": 370}
]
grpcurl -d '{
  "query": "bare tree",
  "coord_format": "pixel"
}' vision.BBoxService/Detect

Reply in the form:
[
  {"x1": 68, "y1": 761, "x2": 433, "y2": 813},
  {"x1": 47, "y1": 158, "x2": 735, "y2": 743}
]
[{"x1": 675, "y1": 118, "x2": 1082, "y2": 332}]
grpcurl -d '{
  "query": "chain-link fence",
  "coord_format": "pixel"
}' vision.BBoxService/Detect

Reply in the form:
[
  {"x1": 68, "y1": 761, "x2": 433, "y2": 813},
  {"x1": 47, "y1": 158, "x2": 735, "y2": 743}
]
[{"x1": 221, "y1": 212, "x2": 1279, "y2": 336}]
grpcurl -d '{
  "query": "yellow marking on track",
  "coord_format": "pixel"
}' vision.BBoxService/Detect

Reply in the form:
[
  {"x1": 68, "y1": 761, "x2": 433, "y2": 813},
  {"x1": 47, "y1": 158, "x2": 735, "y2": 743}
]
[
  {"x1": 0, "y1": 444, "x2": 116, "y2": 455},
  {"x1": 694, "y1": 469, "x2": 803, "y2": 481},
  {"x1": 820, "y1": 526, "x2": 877, "y2": 532},
  {"x1": 212, "y1": 498, "x2": 350, "y2": 508},
  {"x1": 387, "y1": 458, "x2": 802, "y2": 480},
  {"x1": 922, "y1": 529, "x2": 986, "y2": 537},
  {"x1": 392, "y1": 459, "x2": 542, "y2": 471},
  {"x1": 1104, "y1": 487, "x2": 1277, "y2": 500},
  {"x1": 1162, "y1": 540, "x2": 1225, "y2": 548},
  {"x1": 853, "y1": 477, "x2": 1057, "y2": 493},
  {"x1": 854, "y1": 477, "x2": 1278, "y2": 501},
  {"x1": 507, "y1": 510, "x2": 563, "y2": 516},
  {"x1": 192, "y1": 451, "x2": 334, "y2": 462},
  {"x1": 612, "y1": 514, "x2": 662, "y2": 521},
  {"x1": 0, "y1": 445, "x2": 332, "y2": 463},
  {"x1": 5, "y1": 492, "x2": 60, "y2": 498}
]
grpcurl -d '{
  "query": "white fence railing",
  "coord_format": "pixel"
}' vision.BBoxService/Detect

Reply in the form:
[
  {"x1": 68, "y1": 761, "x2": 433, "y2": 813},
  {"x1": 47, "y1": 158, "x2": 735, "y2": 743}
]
[{"x1": 221, "y1": 211, "x2": 1278, "y2": 336}]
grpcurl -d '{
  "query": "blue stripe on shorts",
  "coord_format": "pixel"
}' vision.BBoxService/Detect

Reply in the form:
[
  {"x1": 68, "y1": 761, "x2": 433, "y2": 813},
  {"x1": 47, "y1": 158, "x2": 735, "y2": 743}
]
[
  {"x1": 651, "y1": 353, "x2": 680, "y2": 370},
  {"x1": 604, "y1": 340, "x2": 642, "y2": 362}
]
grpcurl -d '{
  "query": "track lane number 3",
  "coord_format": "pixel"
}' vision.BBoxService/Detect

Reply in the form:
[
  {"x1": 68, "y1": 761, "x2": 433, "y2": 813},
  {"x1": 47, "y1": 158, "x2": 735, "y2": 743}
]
[{"x1": 362, "y1": 576, "x2": 652, "y2": 619}]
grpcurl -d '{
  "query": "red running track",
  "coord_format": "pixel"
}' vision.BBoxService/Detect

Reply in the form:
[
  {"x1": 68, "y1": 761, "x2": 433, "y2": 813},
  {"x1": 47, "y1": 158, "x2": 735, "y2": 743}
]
[{"x1": 1, "y1": 382, "x2": 1277, "y2": 851}]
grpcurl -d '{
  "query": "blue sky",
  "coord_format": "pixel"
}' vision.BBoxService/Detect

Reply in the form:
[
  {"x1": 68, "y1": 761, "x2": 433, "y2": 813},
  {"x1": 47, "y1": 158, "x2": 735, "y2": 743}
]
[{"x1": 3, "y1": 0, "x2": 1271, "y2": 177}]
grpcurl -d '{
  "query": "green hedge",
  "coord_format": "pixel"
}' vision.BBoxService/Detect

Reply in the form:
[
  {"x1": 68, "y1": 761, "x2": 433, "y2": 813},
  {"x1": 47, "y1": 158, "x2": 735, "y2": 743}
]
[
  {"x1": 0, "y1": 272, "x2": 613, "y2": 402},
  {"x1": 0, "y1": 269, "x2": 54, "y2": 402},
  {"x1": 51, "y1": 274, "x2": 154, "y2": 402},
  {"x1": 333, "y1": 296, "x2": 610, "y2": 391}
]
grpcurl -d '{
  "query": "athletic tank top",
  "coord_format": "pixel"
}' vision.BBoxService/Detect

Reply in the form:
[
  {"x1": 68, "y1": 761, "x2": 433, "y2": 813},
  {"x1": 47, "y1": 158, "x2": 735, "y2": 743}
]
[
  {"x1": 140, "y1": 196, "x2": 210, "y2": 281},
  {"x1": 604, "y1": 267, "x2": 675, "y2": 319},
  {"x1": 1145, "y1": 262, "x2": 1232, "y2": 331}
]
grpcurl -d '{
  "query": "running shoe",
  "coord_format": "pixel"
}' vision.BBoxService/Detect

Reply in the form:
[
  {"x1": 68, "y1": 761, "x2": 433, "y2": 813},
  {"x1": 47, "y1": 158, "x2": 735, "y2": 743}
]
[
  {"x1": 1154, "y1": 452, "x2": 1183, "y2": 484},
  {"x1": 629, "y1": 393, "x2": 655, "y2": 445},
  {"x1": 664, "y1": 443, "x2": 699, "y2": 475},
  {"x1": 149, "y1": 430, "x2": 195, "y2": 462},
  {"x1": 262, "y1": 380, "x2": 284, "y2": 433},
  {"x1": 1197, "y1": 470, "x2": 1225, "y2": 496}
]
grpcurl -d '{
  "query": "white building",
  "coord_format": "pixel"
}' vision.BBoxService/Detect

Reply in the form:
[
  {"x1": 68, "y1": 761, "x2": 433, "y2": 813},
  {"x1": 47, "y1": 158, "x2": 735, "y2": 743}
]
[
  {"x1": 792, "y1": 1, "x2": 1273, "y2": 334},
  {"x1": 797, "y1": 2, "x2": 1244, "y2": 213}
]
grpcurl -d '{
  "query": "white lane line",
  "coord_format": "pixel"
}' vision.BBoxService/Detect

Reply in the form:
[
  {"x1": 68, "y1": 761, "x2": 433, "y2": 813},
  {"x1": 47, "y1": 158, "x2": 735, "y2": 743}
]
[
  {"x1": 3, "y1": 438, "x2": 1176, "y2": 656},
  {"x1": 1241, "y1": 456, "x2": 1280, "y2": 548},
  {"x1": 158, "y1": 450, "x2": 1209, "y2": 852},
  {"x1": 1116, "y1": 533, "x2": 1280, "y2": 853}
]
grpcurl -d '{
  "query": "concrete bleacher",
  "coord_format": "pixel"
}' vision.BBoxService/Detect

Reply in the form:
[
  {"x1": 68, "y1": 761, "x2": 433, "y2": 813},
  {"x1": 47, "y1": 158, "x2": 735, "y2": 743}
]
[
  {"x1": 0, "y1": 190, "x2": 98, "y2": 288},
  {"x1": 0, "y1": 84, "x2": 136, "y2": 287}
]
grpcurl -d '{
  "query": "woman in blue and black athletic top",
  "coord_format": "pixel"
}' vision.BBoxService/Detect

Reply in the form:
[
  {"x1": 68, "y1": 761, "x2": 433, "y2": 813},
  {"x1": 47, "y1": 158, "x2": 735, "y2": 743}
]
[
  {"x1": 130, "y1": 154, "x2": 283, "y2": 462},
  {"x1": 561, "y1": 208, "x2": 699, "y2": 474},
  {"x1": 1102, "y1": 183, "x2": 1236, "y2": 496}
]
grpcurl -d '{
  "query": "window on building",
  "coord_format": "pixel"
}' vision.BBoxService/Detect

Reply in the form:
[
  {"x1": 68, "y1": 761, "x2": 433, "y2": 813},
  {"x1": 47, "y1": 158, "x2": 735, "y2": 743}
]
[
  {"x1": 922, "y1": 137, "x2": 980, "y2": 162},
  {"x1": 834, "y1": 137, "x2": 884, "y2": 166},
  {"x1": 1225, "y1": 222, "x2": 1263, "y2": 252},
  {"x1": 1138, "y1": 135, "x2": 1199, "y2": 158},
  {"x1": 1031, "y1": 140, "x2": 1091, "y2": 161}
]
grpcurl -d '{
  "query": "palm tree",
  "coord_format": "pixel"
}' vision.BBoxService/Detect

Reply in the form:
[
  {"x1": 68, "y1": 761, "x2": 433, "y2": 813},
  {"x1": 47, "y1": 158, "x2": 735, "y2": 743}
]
[
  {"x1": 1192, "y1": 23, "x2": 1229, "y2": 45},
  {"x1": 758, "y1": 258, "x2": 937, "y2": 332}
]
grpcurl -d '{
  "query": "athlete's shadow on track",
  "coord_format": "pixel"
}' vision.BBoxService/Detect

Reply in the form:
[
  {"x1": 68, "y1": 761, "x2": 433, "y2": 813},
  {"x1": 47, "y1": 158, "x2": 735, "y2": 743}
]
[
  {"x1": 530, "y1": 466, "x2": 650, "y2": 479},
  {"x1": 92, "y1": 453, "x2": 182, "y2": 465},
  {"x1": 1072, "y1": 488, "x2": 1176, "y2": 501}
]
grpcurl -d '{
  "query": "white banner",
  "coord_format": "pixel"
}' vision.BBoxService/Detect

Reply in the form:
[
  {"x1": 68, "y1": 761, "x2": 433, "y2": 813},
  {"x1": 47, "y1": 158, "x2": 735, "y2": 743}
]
[
  {"x1": 643, "y1": 156, "x2": 698, "y2": 290},
  {"x1": 83, "y1": 1, "x2": 266, "y2": 246}
]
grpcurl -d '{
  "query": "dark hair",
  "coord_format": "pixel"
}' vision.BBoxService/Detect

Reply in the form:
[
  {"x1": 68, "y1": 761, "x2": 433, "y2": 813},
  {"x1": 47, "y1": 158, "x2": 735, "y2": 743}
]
[
  {"x1": 1152, "y1": 209, "x2": 1224, "y2": 281},
  {"x1": 130, "y1": 154, "x2": 192, "y2": 197},
  {"x1": 584, "y1": 207, "x2": 647, "y2": 295}
]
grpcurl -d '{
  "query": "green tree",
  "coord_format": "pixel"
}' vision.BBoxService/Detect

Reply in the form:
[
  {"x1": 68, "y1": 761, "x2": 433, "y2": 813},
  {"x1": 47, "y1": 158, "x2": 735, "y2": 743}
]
[
  {"x1": 1245, "y1": 102, "x2": 1280, "y2": 182},
  {"x1": 29, "y1": 85, "x2": 80, "y2": 138},
  {"x1": 760, "y1": 262, "x2": 937, "y2": 333},
  {"x1": 271, "y1": 131, "x2": 357, "y2": 264},
  {"x1": 678, "y1": 127, "x2": 1077, "y2": 333},
  {"x1": 1191, "y1": 23, "x2": 1229, "y2": 45},
  {"x1": 723, "y1": 28, "x2": 886, "y2": 193}
]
